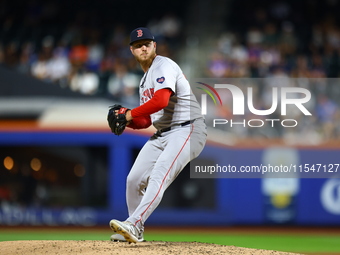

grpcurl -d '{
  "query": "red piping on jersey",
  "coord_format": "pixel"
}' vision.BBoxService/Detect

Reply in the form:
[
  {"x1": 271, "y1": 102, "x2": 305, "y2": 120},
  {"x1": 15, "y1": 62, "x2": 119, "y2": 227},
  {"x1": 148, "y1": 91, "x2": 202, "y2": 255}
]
[{"x1": 134, "y1": 123, "x2": 194, "y2": 227}]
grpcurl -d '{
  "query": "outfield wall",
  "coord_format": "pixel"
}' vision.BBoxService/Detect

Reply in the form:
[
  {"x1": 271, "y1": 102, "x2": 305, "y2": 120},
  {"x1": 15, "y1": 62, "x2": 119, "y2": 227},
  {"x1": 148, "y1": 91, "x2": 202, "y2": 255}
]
[{"x1": 0, "y1": 130, "x2": 339, "y2": 226}]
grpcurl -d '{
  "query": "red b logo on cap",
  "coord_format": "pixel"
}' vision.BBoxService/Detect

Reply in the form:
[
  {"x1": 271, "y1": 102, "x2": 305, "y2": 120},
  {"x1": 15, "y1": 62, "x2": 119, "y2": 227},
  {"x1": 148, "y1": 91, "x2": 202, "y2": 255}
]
[{"x1": 137, "y1": 29, "x2": 143, "y2": 37}]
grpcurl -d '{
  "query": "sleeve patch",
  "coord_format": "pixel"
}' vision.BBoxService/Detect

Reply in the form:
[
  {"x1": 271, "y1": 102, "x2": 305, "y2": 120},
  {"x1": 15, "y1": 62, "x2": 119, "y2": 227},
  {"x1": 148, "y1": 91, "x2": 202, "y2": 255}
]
[{"x1": 156, "y1": 77, "x2": 165, "y2": 84}]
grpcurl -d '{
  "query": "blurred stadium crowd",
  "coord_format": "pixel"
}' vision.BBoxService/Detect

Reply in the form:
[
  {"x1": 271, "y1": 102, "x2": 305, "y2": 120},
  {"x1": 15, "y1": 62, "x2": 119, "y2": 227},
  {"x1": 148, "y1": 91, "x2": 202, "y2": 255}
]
[
  {"x1": 203, "y1": 0, "x2": 340, "y2": 142},
  {"x1": 207, "y1": 0, "x2": 340, "y2": 79},
  {"x1": 0, "y1": 0, "x2": 183, "y2": 108},
  {"x1": 0, "y1": 0, "x2": 339, "y2": 140}
]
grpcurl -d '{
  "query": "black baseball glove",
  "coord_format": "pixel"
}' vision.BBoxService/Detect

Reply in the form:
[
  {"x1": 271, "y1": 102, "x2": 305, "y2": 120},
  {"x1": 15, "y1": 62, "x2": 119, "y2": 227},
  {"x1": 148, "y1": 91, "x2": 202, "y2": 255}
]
[{"x1": 107, "y1": 104, "x2": 130, "y2": 135}]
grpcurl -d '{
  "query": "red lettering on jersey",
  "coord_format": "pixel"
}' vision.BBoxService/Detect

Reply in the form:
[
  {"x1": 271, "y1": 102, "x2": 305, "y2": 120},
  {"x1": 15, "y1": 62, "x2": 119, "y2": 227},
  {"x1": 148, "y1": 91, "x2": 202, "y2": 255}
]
[
  {"x1": 141, "y1": 88, "x2": 154, "y2": 103},
  {"x1": 137, "y1": 29, "x2": 143, "y2": 37},
  {"x1": 149, "y1": 88, "x2": 155, "y2": 97}
]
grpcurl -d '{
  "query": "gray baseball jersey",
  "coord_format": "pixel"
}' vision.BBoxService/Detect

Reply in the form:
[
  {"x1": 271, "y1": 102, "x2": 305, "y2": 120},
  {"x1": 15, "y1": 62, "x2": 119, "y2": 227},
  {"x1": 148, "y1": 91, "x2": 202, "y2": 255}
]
[{"x1": 138, "y1": 55, "x2": 203, "y2": 130}]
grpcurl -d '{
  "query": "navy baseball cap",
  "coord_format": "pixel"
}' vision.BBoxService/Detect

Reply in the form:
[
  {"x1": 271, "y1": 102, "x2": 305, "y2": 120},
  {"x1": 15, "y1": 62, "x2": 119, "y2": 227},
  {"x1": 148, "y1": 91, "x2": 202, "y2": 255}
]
[{"x1": 130, "y1": 27, "x2": 155, "y2": 45}]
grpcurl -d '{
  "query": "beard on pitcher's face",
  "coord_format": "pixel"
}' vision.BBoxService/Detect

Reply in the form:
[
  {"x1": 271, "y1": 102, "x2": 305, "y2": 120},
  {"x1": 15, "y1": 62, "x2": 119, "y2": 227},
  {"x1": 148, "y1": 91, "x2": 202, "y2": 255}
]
[{"x1": 130, "y1": 40, "x2": 156, "y2": 63}]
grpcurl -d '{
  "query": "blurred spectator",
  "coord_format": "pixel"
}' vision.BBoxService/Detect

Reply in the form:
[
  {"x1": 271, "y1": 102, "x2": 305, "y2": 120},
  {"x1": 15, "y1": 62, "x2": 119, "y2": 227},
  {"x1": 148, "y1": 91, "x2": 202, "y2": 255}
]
[
  {"x1": 217, "y1": 32, "x2": 235, "y2": 56},
  {"x1": 70, "y1": 67, "x2": 99, "y2": 95},
  {"x1": 310, "y1": 24, "x2": 324, "y2": 51},
  {"x1": 205, "y1": 51, "x2": 230, "y2": 78},
  {"x1": 16, "y1": 42, "x2": 35, "y2": 75},
  {"x1": 230, "y1": 41, "x2": 248, "y2": 64},
  {"x1": 325, "y1": 23, "x2": 340, "y2": 49},
  {"x1": 31, "y1": 36, "x2": 54, "y2": 81},
  {"x1": 278, "y1": 22, "x2": 297, "y2": 57},
  {"x1": 69, "y1": 39, "x2": 89, "y2": 67},
  {"x1": 247, "y1": 27, "x2": 264, "y2": 46},
  {"x1": 86, "y1": 36, "x2": 104, "y2": 72},
  {"x1": 316, "y1": 94, "x2": 338, "y2": 140},
  {"x1": 41, "y1": 36, "x2": 54, "y2": 59},
  {"x1": 290, "y1": 55, "x2": 311, "y2": 78},
  {"x1": 263, "y1": 23, "x2": 279, "y2": 47},
  {"x1": 46, "y1": 47, "x2": 71, "y2": 87},
  {"x1": 31, "y1": 52, "x2": 49, "y2": 81},
  {"x1": 107, "y1": 62, "x2": 140, "y2": 107},
  {"x1": 310, "y1": 53, "x2": 326, "y2": 78},
  {"x1": 262, "y1": 65, "x2": 290, "y2": 113}
]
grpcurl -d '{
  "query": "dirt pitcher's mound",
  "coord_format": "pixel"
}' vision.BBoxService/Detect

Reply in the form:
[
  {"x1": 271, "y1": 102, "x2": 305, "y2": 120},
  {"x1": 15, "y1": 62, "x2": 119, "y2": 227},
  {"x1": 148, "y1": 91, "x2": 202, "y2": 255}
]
[{"x1": 0, "y1": 240, "x2": 303, "y2": 255}]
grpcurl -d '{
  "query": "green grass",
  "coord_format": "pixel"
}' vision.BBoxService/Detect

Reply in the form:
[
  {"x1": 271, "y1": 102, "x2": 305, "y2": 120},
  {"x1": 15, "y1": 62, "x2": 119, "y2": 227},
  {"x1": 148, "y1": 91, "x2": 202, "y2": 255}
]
[
  {"x1": 0, "y1": 229, "x2": 340, "y2": 254},
  {"x1": 145, "y1": 233, "x2": 340, "y2": 253},
  {"x1": 0, "y1": 230, "x2": 110, "y2": 242}
]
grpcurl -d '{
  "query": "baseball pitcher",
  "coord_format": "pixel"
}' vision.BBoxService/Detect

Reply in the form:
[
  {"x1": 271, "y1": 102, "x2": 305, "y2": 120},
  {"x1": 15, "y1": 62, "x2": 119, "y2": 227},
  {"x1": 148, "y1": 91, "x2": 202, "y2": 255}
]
[{"x1": 107, "y1": 27, "x2": 207, "y2": 243}]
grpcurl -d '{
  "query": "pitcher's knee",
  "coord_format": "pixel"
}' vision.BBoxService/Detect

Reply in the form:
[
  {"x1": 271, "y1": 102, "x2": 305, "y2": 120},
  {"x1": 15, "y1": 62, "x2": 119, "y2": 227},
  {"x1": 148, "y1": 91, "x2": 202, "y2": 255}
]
[
  {"x1": 127, "y1": 173, "x2": 147, "y2": 194},
  {"x1": 127, "y1": 172, "x2": 140, "y2": 185}
]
